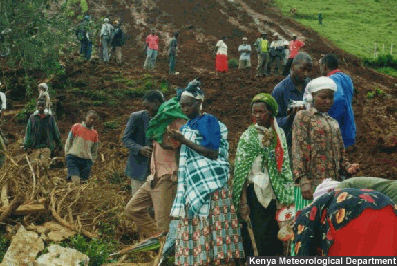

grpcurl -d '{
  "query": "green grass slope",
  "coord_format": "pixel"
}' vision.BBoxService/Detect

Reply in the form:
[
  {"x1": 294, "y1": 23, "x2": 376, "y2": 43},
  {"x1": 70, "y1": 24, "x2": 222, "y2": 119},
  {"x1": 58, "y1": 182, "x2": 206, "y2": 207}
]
[{"x1": 274, "y1": 0, "x2": 397, "y2": 59}]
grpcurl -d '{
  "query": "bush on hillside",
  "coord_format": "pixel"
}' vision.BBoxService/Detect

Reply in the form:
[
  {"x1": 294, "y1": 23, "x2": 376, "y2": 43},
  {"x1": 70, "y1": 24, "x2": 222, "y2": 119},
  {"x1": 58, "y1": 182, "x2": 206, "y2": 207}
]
[
  {"x1": 363, "y1": 54, "x2": 397, "y2": 69},
  {"x1": 228, "y1": 58, "x2": 239, "y2": 69}
]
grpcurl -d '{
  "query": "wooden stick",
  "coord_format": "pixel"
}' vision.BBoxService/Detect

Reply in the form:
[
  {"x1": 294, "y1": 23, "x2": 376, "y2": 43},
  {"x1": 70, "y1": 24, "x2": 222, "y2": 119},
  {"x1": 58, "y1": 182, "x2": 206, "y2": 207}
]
[
  {"x1": 25, "y1": 154, "x2": 36, "y2": 200},
  {"x1": 4, "y1": 152, "x2": 18, "y2": 166},
  {"x1": 0, "y1": 196, "x2": 23, "y2": 224},
  {"x1": 245, "y1": 217, "x2": 258, "y2": 256},
  {"x1": 50, "y1": 191, "x2": 98, "y2": 239},
  {"x1": 1, "y1": 182, "x2": 9, "y2": 207}
]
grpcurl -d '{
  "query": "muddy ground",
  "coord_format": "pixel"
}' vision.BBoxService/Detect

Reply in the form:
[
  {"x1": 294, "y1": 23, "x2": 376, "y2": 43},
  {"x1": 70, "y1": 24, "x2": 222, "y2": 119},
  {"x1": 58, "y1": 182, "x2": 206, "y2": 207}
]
[{"x1": 1, "y1": 0, "x2": 397, "y2": 259}]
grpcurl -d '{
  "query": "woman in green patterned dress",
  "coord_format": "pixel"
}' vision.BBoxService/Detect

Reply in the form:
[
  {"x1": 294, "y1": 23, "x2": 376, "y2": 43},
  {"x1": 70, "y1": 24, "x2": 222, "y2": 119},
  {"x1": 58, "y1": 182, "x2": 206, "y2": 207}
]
[{"x1": 233, "y1": 93, "x2": 294, "y2": 256}]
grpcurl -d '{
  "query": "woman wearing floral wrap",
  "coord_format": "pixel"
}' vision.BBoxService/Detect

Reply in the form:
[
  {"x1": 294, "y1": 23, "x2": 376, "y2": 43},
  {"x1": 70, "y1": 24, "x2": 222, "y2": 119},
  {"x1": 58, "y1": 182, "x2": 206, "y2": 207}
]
[
  {"x1": 291, "y1": 77, "x2": 359, "y2": 255},
  {"x1": 168, "y1": 80, "x2": 244, "y2": 266},
  {"x1": 293, "y1": 179, "x2": 397, "y2": 256},
  {"x1": 233, "y1": 93, "x2": 294, "y2": 256}
]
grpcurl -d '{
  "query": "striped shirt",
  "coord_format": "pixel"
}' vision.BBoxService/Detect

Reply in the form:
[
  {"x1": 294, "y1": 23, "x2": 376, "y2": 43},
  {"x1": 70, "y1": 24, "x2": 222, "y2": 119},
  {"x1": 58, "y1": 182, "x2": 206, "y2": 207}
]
[{"x1": 65, "y1": 122, "x2": 99, "y2": 161}]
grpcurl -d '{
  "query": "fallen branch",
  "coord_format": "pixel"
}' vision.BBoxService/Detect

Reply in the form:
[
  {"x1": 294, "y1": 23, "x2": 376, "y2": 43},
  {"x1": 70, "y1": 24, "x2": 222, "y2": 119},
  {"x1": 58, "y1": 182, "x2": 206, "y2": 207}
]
[
  {"x1": 0, "y1": 196, "x2": 24, "y2": 224},
  {"x1": 50, "y1": 191, "x2": 98, "y2": 239},
  {"x1": 0, "y1": 203, "x2": 46, "y2": 215},
  {"x1": 25, "y1": 154, "x2": 36, "y2": 201}
]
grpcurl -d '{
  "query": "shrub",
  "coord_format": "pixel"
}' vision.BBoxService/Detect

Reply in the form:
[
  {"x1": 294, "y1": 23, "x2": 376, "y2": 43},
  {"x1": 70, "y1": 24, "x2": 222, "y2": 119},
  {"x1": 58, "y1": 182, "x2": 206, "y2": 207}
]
[
  {"x1": 160, "y1": 80, "x2": 169, "y2": 93},
  {"x1": 0, "y1": 230, "x2": 10, "y2": 261},
  {"x1": 60, "y1": 235, "x2": 117, "y2": 266},
  {"x1": 15, "y1": 99, "x2": 37, "y2": 122},
  {"x1": 104, "y1": 120, "x2": 120, "y2": 129},
  {"x1": 228, "y1": 58, "x2": 239, "y2": 69}
]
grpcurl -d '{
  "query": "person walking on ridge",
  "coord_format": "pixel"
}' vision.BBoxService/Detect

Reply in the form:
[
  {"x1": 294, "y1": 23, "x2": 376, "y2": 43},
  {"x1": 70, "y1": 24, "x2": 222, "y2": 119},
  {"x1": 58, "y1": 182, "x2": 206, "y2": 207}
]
[
  {"x1": 100, "y1": 18, "x2": 114, "y2": 63},
  {"x1": 144, "y1": 29, "x2": 159, "y2": 70},
  {"x1": 254, "y1": 32, "x2": 269, "y2": 77},
  {"x1": 238, "y1": 37, "x2": 252, "y2": 73}
]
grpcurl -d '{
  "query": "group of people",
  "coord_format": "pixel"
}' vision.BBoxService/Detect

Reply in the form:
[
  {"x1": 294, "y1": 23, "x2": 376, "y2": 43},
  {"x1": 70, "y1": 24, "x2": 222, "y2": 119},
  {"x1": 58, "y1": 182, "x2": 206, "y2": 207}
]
[
  {"x1": 0, "y1": 39, "x2": 395, "y2": 263},
  {"x1": 224, "y1": 32, "x2": 305, "y2": 77},
  {"x1": 76, "y1": 16, "x2": 125, "y2": 64},
  {"x1": 10, "y1": 83, "x2": 101, "y2": 184},
  {"x1": 120, "y1": 50, "x2": 397, "y2": 263},
  {"x1": 143, "y1": 29, "x2": 180, "y2": 75}
]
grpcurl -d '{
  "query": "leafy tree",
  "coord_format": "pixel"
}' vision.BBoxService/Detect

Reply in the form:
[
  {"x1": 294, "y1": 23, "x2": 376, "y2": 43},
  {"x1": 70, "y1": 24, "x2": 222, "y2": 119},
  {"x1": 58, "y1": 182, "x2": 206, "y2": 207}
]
[{"x1": 0, "y1": 0, "x2": 93, "y2": 74}]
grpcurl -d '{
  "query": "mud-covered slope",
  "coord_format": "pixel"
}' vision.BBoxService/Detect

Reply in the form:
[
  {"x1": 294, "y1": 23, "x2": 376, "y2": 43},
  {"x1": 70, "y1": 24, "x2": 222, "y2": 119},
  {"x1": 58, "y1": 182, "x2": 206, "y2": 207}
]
[{"x1": 4, "y1": 0, "x2": 397, "y2": 181}]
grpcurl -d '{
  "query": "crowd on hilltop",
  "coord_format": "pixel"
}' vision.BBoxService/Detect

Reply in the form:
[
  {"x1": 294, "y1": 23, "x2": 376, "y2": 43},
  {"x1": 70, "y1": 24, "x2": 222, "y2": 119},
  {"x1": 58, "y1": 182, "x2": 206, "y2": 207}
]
[
  {"x1": 1, "y1": 19, "x2": 397, "y2": 265},
  {"x1": 75, "y1": 16, "x2": 307, "y2": 78}
]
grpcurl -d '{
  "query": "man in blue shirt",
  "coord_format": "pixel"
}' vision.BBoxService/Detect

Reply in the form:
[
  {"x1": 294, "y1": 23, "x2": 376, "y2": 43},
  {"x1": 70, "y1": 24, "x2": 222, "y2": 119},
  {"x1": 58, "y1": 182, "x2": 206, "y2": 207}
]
[
  {"x1": 272, "y1": 52, "x2": 313, "y2": 150},
  {"x1": 320, "y1": 54, "x2": 356, "y2": 147},
  {"x1": 238, "y1": 37, "x2": 252, "y2": 72}
]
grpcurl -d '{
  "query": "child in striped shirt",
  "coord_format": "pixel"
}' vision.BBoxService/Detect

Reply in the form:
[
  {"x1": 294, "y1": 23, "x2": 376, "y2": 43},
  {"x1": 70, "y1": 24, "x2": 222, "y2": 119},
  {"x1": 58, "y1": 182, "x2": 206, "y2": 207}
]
[{"x1": 65, "y1": 110, "x2": 99, "y2": 183}]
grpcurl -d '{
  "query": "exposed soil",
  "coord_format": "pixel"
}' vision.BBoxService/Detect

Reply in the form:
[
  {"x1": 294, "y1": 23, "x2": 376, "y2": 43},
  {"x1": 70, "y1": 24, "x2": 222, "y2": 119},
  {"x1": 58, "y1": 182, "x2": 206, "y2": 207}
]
[{"x1": 1, "y1": 0, "x2": 397, "y2": 260}]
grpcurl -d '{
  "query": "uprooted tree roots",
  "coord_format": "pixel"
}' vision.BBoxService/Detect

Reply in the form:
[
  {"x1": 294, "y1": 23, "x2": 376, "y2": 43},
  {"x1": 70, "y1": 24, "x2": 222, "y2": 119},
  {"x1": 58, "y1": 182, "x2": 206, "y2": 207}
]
[{"x1": 0, "y1": 142, "x2": 136, "y2": 243}]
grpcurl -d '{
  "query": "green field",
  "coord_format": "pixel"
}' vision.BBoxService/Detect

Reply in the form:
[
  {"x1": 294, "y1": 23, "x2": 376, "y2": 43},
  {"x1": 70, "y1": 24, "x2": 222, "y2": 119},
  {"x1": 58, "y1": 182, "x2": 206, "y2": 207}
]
[{"x1": 274, "y1": 0, "x2": 397, "y2": 60}]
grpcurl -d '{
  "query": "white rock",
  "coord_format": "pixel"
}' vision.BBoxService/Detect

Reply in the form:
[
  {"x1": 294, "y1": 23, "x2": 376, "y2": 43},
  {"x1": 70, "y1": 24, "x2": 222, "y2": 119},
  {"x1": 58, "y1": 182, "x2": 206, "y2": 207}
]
[
  {"x1": 28, "y1": 222, "x2": 76, "y2": 242},
  {"x1": 36, "y1": 245, "x2": 89, "y2": 266},
  {"x1": 1, "y1": 225, "x2": 44, "y2": 266}
]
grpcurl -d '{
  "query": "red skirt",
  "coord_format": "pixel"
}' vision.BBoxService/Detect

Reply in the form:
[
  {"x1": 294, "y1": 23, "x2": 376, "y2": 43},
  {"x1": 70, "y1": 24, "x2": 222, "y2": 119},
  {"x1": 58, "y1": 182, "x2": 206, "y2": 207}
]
[
  {"x1": 216, "y1": 54, "x2": 228, "y2": 73},
  {"x1": 328, "y1": 205, "x2": 397, "y2": 256}
]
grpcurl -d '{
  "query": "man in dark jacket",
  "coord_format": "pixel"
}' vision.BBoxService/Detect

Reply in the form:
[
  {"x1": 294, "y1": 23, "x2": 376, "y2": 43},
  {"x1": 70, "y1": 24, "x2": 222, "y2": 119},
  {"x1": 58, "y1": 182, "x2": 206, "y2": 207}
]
[
  {"x1": 122, "y1": 90, "x2": 164, "y2": 195},
  {"x1": 111, "y1": 20, "x2": 125, "y2": 65},
  {"x1": 24, "y1": 97, "x2": 63, "y2": 167},
  {"x1": 76, "y1": 15, "x2": 94, "y2": 60}
]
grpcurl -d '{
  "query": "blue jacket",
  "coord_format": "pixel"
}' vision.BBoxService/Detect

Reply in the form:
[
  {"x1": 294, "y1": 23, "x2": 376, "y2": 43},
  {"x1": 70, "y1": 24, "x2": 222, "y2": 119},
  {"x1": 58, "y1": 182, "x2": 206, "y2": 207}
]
[
  {"x1": 122, "y1": 110, "x2": 150, "y2": 181},
  {"x1": 272, "y1": 75, "x2": 307, "y2": 148},
  {"x1": 328, "y1": 72, "x2": 356, "y2": 147}
]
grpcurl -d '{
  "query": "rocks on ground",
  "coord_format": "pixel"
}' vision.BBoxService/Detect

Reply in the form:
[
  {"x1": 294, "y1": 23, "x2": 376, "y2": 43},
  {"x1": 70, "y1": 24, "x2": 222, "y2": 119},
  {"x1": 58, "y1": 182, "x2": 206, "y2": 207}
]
[
  {"x1": 36, "y1": 245, "x2": 89, "y2": 266},
  {"x1": 1, "y1": 224, "x2": 87, "y2": 266}
]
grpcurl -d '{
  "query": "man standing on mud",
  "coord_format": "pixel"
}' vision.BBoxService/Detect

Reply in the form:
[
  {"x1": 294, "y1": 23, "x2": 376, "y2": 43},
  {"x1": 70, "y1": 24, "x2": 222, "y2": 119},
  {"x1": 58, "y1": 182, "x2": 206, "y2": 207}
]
[
  {"x1": 254, "y1": 32, "x2": 269, "y2": 77},
  {"x1": 319, "y1": 54, "x2": 356, "y2": 147},
  {"x1": 238, "y1": 37, "x2": 252, "y2": 72},
  {"x1": 24, "y1": 97, "x2": 63, "y2": 167},
  {"x1": 100, "y1": 18, "x2": 114, "y2": 63},
  {"x1": 76, "y1": 15, "x2": 94, "y2": 61},
  {"x1": 144, "y1": 29, "x2": 159, "y2": 70},
  {"x1": 122, "y1": 91, "x2": 164, "y2": 196},
  {"x1": 268, "y1": 33, "x2": 285, "y2": 75},
  {"x1": 272, "y1": 52, "x2": 313, "y2": 150},
  {"x1": 283, "y1": 34, "x2": 305, "y2": 76},
  {"x1": 168, "y1": 32, "x2": 179, "y2": 74},
  {"x1": 125, "y1": 96, "x2": 186, "y2": 239}
]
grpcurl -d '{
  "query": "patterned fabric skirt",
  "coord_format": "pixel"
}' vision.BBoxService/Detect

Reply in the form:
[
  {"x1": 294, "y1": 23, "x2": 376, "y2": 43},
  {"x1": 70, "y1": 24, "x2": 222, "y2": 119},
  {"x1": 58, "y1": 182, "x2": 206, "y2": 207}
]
[
  {"x1": 175, "y1": 186, "x2": 244, "y2": 266},
  {"x1": 291, "y1": 185, "x2": 313, "y2": 256}
]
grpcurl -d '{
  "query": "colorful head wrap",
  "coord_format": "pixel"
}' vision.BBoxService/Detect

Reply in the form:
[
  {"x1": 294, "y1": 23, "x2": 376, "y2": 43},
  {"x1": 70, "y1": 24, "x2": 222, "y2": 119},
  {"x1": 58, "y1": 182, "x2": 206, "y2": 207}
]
[
  {"x1": 181, "y1": 79, "x2": 204, "y2": 101},
  {"x1": 303, "y1": 76, "x2": 337, "y2": 109},
  {"x1": 313, "y1": 178, "x2": 341, "y2": 201},
  {"x1": 251, "y1": 93, "x2": 278, "y2": 117}
]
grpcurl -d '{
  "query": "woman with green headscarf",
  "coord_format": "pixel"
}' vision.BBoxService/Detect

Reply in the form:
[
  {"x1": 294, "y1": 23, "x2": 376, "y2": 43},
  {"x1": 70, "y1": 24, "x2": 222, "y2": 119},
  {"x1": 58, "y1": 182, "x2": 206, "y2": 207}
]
[{"x1": 233, "y1": 93, "x2": 294, "y2": 256}]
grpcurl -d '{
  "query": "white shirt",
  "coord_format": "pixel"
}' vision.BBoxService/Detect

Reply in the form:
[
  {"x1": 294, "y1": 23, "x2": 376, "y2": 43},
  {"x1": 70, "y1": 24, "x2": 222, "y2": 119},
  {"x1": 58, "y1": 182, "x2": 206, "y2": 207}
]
[
  {"x1": 248, "y1": 124, "x2": 276, "y2": 208},
  {"x1": 0, "y1": 92, "x2": 6, "y2": 111},
  {"x1": 216, "y1": 40, "x2": 227, "y2": 55}
]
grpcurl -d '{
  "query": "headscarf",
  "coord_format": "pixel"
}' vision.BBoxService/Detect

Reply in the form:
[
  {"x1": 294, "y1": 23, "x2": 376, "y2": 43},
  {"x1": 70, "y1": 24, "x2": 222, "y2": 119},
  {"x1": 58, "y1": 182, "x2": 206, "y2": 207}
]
[
  {"x1": 38, "y1": 83, "x2": 48, "y2": 92},
  {"x1": 250, "y1": 93, "x2": 278, "y2": 117},
  {"x1": 303, "y1": 76, "x2": 337, "y2": 109},
  {"x1": 250, "y1": 93, "x2": 283, "y2": 171},
  {"x1": 181, "y1": 79, "x2": 204, "y2": 101},
  {"x1": 313, "y1": 178, "x2": 341, "y2": 201},
  {"x1": 146, "y1": 97, "x2": 188, "y2": 144}
]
